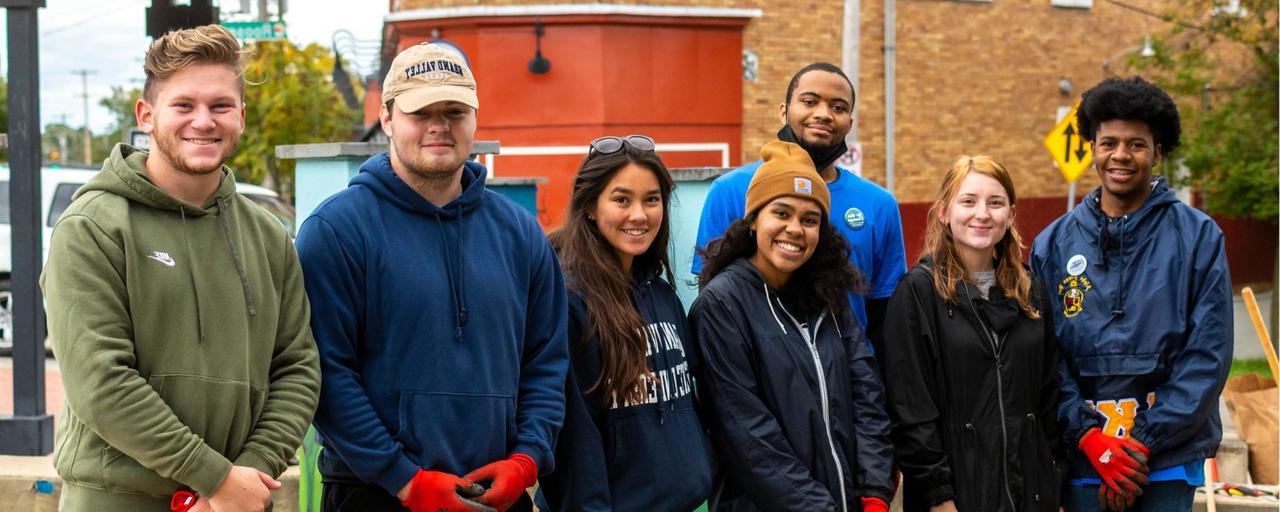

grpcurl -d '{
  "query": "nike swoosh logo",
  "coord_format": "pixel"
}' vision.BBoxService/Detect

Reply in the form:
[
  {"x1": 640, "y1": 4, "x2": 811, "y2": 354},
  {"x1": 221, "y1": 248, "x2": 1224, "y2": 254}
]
[{"x1": 148, "y1": 254, "x2": 176, "y2": 267}]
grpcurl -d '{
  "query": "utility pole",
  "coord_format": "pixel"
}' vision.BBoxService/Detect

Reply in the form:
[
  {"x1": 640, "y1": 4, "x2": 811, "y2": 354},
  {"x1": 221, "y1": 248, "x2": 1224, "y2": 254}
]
[
  {"x1": 57, "y1": 113, "x2": 68, "y2": 163},
  {"x1": 71, "y1": 68, "x2": 96, "y2": 164}
]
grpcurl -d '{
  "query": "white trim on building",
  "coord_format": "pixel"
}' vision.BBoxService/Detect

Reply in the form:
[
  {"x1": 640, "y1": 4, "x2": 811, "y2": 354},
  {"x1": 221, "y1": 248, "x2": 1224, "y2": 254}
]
[{"x1": 386, "y1": 4, "x2": 764, "y2": 23}]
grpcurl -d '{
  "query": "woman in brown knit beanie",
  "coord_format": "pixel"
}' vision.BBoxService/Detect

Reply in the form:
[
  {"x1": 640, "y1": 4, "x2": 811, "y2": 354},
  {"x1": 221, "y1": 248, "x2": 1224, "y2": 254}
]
[{"x1": 688, "y1": 141, "x2": 894, "y2": 511}]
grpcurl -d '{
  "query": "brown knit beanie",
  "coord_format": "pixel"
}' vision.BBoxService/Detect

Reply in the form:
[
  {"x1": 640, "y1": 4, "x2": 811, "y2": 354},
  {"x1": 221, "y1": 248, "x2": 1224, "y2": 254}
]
[{"x1": 745, "y1": 141, "x2": 831, "y2": 217}]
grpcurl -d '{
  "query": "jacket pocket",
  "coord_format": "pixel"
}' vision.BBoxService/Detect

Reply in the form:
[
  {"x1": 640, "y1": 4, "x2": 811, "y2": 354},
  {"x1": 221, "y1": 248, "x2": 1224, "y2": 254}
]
[
  {"x1": 946, "y1": 422, "x2": 983, "y2": 512},
  {"x1": 1019, "y1": 414, "x2": 1062, "y2": 511},
  {"x1": 1073, "y1": 353, "x2": 1162, "y2": 377},
  {"x1": 98, "y1": 375, "x2": 265, "y2": 494},
  {"x1": 146, "y1": 374, "x2": 266, "y2": 457},
  {"x1": 396, "y1": 391, "x2": 514, "y2": 471}
]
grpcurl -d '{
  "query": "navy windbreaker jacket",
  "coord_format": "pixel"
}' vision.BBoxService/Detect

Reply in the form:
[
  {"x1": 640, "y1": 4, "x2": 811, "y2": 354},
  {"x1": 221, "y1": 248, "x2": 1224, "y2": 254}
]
[
  {"x1": 296, "y1": 155, "x2": 569, "y2": 495},
  {"x1": 537, "y1": 274, "x2": 713, "y2": 512},
  {"x1": 689, "y1": 259, "x2": 894, "y2": 511},
  {"x1": 1030, "y1": 177, "x2": 1232, "y2": 477}
]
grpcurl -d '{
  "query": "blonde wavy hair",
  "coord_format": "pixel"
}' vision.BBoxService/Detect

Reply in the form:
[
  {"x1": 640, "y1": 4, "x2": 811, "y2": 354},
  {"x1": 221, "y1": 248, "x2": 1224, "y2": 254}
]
[
  {"x1": 143, "y1": 25, "x2": 248, "y2": 101},
  {"x1": 924, "y1": 155, "x2": 1039, "y2": 318}
]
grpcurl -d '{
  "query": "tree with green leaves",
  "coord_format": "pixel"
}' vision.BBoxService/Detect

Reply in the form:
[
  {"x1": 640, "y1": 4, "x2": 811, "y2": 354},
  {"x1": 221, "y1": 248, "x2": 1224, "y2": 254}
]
[
  {"x1": 1131, "y1": 0, "x2": 1278, "y2": 335},
  {"x1": 1130, "y1": 0, "x2": 1278, "y2": 222},
  {"x1": 230, "y1": 41, "x2": 363, "y2": 201},
  {"x1": 99, "y1": 86, "x2": 142, "y2": 150}
]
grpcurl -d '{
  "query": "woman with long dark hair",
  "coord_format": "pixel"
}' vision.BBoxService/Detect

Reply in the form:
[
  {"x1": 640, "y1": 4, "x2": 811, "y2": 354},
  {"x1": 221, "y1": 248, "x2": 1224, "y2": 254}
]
[
  {"x1": 689, "y1": 140, "x2": 894, "y2": 512},
  {"x1": 537, "y1": 135, "x2": 712, "y2": 512},
  {"x1": 883, "y1": 155, "x2": 1063, "y2": 512}
]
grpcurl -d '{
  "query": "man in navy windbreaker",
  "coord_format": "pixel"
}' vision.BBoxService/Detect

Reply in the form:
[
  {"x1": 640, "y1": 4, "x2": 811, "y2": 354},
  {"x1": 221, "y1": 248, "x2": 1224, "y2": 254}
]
[
  {"x1": 1031, "y1": 76, "x2": 1232, "y2": 512},
  {"x1": 296, "y1": 41, "x2": 568, "y2": 512}
]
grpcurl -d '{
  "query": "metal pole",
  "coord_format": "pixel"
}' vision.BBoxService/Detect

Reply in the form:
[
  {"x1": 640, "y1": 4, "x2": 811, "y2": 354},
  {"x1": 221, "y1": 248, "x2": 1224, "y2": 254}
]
[
  {"x1": 72, "y1": 69, "x2": 96, "y2": 164},
  {"x1": 842, "y1": 0, "x2": 860, "y2": 143},
  {"x1": 1067, "y1": 181, "x2": 1077, "y2": 212},
  {"x1": 883, "y1": 0, "x2": 896, "y2": 193},
  {"x1": 0, "y1": 0, "x2": 54, "y2": 456}
]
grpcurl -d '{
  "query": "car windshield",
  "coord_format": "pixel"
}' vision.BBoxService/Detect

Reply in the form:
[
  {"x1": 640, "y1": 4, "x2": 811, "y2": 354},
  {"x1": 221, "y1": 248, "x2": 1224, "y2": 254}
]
[{"x1": 243, "y1": 194, "x2": 297, "y2": 235}]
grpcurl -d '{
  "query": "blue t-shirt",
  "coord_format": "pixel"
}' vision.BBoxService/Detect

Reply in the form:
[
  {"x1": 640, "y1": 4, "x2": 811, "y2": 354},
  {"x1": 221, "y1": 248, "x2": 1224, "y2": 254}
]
[
  {"x1": 691, "y1": 161, "x2": 907, "y2": 329},
  {"x1": 1070, "y1": 461, "x2": 1205, "y2": 486}
]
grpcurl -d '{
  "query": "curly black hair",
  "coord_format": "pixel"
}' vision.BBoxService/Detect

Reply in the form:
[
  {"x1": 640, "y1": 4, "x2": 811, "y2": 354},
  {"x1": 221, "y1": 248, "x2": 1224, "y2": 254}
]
[
  {"x1": 1076, "y1": 76, "x2": 1181, "y2": 154},
  {"x1": 698, "y1": 215, "x2": 866, "y2": 317}
]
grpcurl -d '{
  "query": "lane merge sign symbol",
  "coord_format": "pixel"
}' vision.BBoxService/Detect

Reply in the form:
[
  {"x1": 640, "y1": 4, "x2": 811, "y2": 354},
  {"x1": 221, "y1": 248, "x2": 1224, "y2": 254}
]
[{"x1": 1043, "y1": 102, "x2": 1093, "y2": 183}]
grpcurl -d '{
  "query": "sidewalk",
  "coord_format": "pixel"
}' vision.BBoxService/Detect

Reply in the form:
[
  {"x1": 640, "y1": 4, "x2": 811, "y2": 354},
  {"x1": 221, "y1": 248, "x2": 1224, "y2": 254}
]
[{"x1": 0, "y1": 356, "x2": 62, "y2": 421}]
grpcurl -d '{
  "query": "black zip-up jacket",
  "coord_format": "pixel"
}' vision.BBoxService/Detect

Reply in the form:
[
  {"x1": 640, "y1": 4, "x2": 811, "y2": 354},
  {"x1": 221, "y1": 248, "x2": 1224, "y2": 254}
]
[
  {"x1": 883, "y1": 261, "x2": 1064, "y2": 512},
  {"x1": 537, "y1": 274, "x2": 713, "y2": 512},
  {"x1": 689, "y1": 259, "x2": 894, "y2": 511}
]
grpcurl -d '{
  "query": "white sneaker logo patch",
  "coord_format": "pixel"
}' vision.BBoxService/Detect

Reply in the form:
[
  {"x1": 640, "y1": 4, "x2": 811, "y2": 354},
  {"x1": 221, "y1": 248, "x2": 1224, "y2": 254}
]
[{"x1": 148, "y1": 251, "x2": 176, "y2": 267}]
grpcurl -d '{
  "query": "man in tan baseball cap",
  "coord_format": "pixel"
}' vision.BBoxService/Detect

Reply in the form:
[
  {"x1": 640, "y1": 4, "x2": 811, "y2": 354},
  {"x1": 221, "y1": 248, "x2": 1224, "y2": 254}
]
[
  {"x1": 383, "y1": 41, "x2": 479, "y2": 113},
  {"x1": 298, "y1": 40, "x2": 569, "y2": 512}
]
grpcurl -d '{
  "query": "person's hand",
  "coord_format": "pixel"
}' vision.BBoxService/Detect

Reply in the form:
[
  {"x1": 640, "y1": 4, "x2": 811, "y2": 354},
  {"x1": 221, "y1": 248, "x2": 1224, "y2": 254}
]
[
  {"x1": 1097, "y1": 482, "x2": 1138, "y2": 511},
  {"x1": 207, "y1": 466, "x2": 275, "y2": 512},
  {"x1": 189, "y1": 496, "x2": 213, "y2": 512},
  {"x1": 464, "y1": 454, "x2": 538, "y2": 511},
  {"x1": 1078, "y1": 428, "x2": 1150, "y2": 495},
  {"x1": 861, "y1": 496, "x2": 889, "y2": 512},
  {"x1": 929, "y1": 500, "x2": 959, "y2": 512},
  {"x1": 399, "y1": 469, "x2": 492, "y2": 512}
]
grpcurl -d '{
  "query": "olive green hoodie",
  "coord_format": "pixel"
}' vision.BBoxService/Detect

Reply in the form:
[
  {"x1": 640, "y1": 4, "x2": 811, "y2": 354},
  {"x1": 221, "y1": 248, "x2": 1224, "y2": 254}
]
[{"x1": 41, "y1": 144, "x2": 320, "y2": 510}]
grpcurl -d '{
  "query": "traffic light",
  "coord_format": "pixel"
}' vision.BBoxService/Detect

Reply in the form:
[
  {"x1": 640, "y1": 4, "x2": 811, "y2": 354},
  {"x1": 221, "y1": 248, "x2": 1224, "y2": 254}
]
[{"x1": 146, "y1": 0, "x2": 219, "y2": 39}]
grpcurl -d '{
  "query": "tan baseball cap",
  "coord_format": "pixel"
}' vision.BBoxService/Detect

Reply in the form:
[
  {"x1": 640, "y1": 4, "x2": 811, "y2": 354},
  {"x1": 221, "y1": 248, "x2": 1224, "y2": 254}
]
[{"x1": 383, "y1": 41, "x2": 479, "y2": 113}]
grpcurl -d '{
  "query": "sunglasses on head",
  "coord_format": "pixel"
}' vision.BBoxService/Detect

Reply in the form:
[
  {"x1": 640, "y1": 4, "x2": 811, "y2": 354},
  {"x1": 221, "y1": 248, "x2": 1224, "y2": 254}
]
[{"x1": 588, "y1": 135, "x2": 656, "y2": 156}]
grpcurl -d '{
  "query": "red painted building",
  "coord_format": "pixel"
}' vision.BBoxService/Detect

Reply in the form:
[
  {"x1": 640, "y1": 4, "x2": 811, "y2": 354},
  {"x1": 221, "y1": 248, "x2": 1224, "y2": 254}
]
[{"x1": 373, "y1": 5, "x2": 757, "y2": 227}]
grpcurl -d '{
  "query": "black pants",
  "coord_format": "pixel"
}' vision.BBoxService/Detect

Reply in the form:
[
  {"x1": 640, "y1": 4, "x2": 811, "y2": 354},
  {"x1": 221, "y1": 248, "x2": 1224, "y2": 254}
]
[
  {"x1": 321, "y1": 481, "x2": 534, "y2": 512},
  {"x1": 322, "y1": 481, "x2": 407, "y2": 512}
]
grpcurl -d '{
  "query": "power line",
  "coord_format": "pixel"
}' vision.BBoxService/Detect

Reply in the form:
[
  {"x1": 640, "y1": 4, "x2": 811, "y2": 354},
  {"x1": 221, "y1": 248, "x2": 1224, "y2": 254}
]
[{"x1": 42, "y1": 0, "x2": 148, "y2": 38}]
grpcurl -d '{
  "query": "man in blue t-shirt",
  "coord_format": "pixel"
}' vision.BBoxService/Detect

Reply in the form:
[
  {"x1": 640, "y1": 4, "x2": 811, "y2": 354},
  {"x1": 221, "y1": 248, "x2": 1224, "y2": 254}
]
[{"x1": 692, "y1": 62, "x2": 906, "y2": 355}]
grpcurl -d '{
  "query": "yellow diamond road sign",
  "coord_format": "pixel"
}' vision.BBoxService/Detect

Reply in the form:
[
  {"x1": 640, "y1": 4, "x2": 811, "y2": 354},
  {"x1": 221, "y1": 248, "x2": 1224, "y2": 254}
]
[{"x1": 1043, "y1": 102, "x2": 1093, "y2": 183}]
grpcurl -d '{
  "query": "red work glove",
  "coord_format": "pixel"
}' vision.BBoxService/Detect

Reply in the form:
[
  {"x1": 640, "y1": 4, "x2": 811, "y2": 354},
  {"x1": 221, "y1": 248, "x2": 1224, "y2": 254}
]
[
  {"x1": 401, "y1": 470, "x2": 491, "y2": 512},
  {"x1": 464, "y1": 453, "x2": 538, "y2": 512},
  {"x1": 1078, "y1": 428, "x2": 1150, "y2": 495},
  {"x1": 861, "y1": 496, "x2": 890, "y2": 512}
]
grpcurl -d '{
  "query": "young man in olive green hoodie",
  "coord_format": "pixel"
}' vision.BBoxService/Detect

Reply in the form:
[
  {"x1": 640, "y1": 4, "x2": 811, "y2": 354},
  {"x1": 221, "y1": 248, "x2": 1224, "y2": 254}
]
[{"x1": 40, "y1": 25, "x2": 320, "y2": 512}]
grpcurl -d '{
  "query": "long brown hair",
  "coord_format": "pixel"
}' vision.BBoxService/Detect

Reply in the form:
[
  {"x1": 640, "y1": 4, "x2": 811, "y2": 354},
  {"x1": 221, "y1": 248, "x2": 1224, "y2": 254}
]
[
  {"x1": 924, "y1": 155, "x2": 1039, "y2": 318},
  {"x1": 548, "y1": 144, "x2": 675, "y2": 405}
]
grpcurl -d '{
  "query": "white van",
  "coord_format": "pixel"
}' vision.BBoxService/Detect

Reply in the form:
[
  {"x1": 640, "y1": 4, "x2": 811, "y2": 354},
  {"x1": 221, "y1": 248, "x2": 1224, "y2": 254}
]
[{"x1": 0, "y1": 164, "x2": 297, "y2": 352}]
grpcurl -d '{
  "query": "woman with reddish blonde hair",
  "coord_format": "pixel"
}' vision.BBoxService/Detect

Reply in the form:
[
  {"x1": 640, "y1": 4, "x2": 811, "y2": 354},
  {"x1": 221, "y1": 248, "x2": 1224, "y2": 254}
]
[{"x1": 883, "y1": 155, "x2": 1064, "y2": 512}]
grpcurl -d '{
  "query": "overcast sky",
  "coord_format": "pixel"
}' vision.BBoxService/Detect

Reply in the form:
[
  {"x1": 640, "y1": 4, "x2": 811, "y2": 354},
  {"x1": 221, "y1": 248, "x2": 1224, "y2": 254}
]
[{"x1": 1, "y1": 0, "x2": 388, "y2": 133}]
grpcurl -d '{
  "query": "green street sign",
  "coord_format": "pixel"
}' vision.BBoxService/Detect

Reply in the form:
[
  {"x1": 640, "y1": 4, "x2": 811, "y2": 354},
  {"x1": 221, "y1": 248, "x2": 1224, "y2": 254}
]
[{"x1": 222, "y1": 21, "x2": 288, "y2": 41}]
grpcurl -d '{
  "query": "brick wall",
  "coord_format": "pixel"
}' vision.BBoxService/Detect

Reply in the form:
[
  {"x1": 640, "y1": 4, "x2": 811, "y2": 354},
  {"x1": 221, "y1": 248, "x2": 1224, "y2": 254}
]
[{"x1": 859, "y1": 0, "x2": 1169, "y2": 203}]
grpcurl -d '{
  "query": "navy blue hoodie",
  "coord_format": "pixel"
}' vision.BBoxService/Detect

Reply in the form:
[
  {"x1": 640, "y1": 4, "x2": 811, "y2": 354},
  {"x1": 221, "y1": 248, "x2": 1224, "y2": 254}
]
[
  {"x1": 296, "y1": 154, "x2": 569, "y2": 495},
  {"x1": 537, "y1": 273, "x2": 713, "y2": 512},
  {"x1": 1031, "y1": 177, "x2": 1232, "y2": 478},
  {"x1": 689, "y1": 259, "x2": 894, "y2": 511}
]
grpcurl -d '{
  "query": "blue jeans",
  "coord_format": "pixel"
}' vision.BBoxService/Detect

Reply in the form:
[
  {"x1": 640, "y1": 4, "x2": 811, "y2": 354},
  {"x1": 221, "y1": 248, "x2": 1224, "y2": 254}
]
[{"x1": 1064, "y1": 482, "x2": 1196, "y2": 512}]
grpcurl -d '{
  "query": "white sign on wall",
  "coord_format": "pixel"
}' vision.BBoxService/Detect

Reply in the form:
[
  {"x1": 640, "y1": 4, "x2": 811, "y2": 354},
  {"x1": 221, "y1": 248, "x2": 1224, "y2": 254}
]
[{"x1": 836, "y1": 142, "x2": 863, "y2": 176}]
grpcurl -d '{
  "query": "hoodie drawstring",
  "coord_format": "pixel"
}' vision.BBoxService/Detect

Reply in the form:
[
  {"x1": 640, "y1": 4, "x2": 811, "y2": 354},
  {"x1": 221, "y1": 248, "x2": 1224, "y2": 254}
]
[
  {"x1": 762, "y1": 284, "x2": 788, "y2": 335},
  {"x1": 1099, "y1": 215, "x2": 1127, "y2": 319},
  {"x1": 434, "y1": 204, "x2": 468, "y2": 342},
  {"x1": 217, "y1": 198, "x2": 257, "y2": 317},
  {"x1": 180, "y1": 207, "x2": 207, "y2": 344}
]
